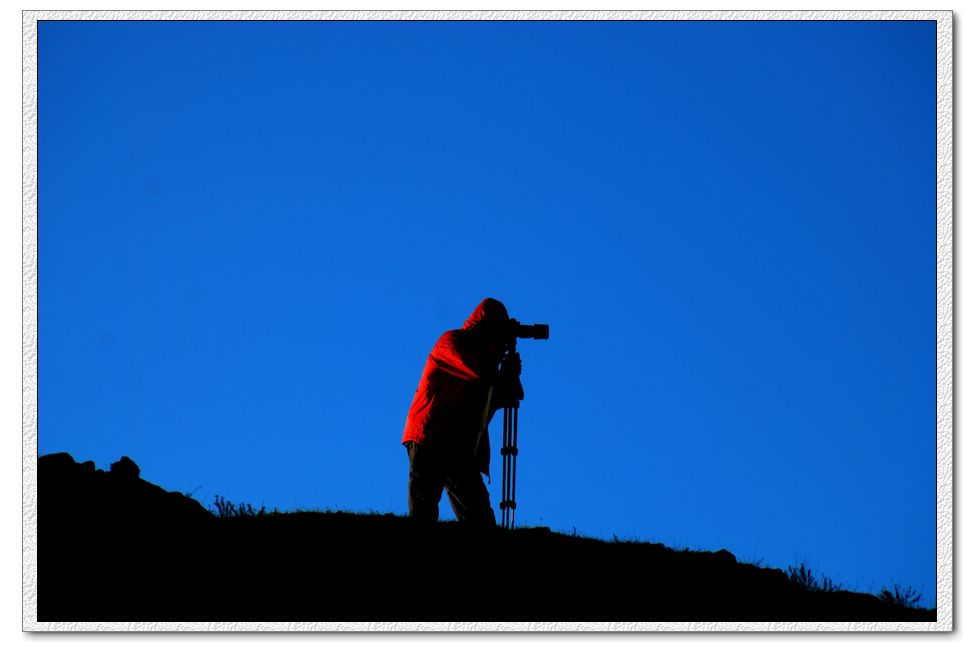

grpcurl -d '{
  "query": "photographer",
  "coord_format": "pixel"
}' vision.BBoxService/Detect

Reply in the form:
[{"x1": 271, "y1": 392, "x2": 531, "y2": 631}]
[{"x1": 402, "y1": 298, "x2": 523, "y2": 526}]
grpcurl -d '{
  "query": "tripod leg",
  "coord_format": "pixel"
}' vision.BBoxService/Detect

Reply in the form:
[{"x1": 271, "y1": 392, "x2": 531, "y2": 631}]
[
  {"x1": 501, "y1": 408, "x2": 511, "y2": 528},
  {"x1": 500, "y1": 405, "x2": 517, "y2": 528},
  {"x1": 511, "y1": 406, "x2": 518, "y2": 527},
  {"x1": 504, "y1": 406, "x2": 512, "y2": 528},
  {"x1": 498, "y1": 405, "x2": 519, "y2": 529},
  {"x1": 500, "y1": 407, "x2": 507, "y2": 528}
]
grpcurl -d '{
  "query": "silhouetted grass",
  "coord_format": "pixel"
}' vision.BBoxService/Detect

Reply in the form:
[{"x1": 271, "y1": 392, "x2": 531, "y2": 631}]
[
  {"x1": 211, "y1": 495, "x2": 274, "y2": 518},
  {"x1": 879, "y1": 583, "x2": 924, "y2": 609},
  {"x1": 787, "y1": 562, "x2": 841, "y2": 593},
  {"x1": 786, "y1": 561, "x2": 932, "y2": 610}
]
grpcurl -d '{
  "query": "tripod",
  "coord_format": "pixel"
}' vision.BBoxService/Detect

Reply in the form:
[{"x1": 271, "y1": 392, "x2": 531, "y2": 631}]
[{"x1": 499, "y1": 341, "x2": 521, "y2": 530}]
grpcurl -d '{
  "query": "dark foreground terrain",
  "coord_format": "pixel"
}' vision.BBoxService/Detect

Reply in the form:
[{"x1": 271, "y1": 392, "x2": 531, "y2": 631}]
[{"x1": 37, "y1": 452, "x2": 935, "y2": 623}]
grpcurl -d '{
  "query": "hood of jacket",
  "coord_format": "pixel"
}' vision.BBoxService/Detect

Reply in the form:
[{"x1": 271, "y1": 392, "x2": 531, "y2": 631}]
[{"x1": 463, "y1": 298, "x2": 510, "y2": 330}]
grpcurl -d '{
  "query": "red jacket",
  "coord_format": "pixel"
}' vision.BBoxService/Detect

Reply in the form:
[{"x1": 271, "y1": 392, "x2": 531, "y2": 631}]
[{"x1": 402, "y1": 299, "x2": 511, "y2": 475}]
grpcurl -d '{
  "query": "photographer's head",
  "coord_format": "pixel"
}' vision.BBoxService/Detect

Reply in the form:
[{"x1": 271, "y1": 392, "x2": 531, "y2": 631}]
[
  {"x1": 463, "y1": 298, "x2": 509, "y2": 330},
  {"x1": 464, "y1": 298, "x2": 511, "y2": 357}
]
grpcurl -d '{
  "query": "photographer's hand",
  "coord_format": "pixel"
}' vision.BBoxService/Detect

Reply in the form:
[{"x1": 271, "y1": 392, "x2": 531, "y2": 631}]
[
  {"x1": 500, "y1": 352, "x2": 522, "y2": 378},
  {"x1": 495, "y1": 353, "x2": 524, "y2": 405}
]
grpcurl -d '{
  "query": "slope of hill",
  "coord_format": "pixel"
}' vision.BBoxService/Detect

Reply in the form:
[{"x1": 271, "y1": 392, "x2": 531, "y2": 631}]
[{"x1": 35, "y1": 452, "x2": 935, "y2": 623}]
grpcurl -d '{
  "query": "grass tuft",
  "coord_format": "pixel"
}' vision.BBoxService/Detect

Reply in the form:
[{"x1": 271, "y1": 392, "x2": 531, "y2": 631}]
[
  {"x1": 212, "y1": 495, "x2": 272, "y2": 518},
  {"x1": 787, "y1": 562, "x2": 841, "y2": 593},
  {"x1": 878, "y1": 583, "x2": 923, "y2": 609}
]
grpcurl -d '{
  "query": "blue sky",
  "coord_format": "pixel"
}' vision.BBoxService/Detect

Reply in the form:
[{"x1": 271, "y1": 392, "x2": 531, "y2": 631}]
[{"x1": 38, "y1": 20, "x2": 936, "y2": 606}]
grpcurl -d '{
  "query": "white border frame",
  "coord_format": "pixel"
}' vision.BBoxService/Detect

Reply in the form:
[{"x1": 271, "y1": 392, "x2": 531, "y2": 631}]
[{"x1": 22, "y1": 9, "x2": 953, "y2": 633}]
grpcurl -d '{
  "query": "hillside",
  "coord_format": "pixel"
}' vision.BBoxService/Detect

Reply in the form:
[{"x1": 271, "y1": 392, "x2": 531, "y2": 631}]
[{"x1": 35, "y1": 452, "x2": 935, "y2": 623}]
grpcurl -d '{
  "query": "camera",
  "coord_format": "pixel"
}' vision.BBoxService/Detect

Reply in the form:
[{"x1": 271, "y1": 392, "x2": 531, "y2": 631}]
[{"x1": 510, "y1": 319, "x2": 549, "y2": 340}]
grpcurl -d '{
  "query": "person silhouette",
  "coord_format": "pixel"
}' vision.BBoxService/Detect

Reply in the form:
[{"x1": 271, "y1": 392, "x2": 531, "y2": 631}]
[{"x1": 402, "y1": 298, "x2": 523, "y2": 526}]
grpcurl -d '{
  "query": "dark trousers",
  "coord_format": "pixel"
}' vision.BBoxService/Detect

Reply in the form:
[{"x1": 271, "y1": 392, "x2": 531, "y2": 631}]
[{"x1": 405, "y1": 442, "x2": 496, "y2": 527}]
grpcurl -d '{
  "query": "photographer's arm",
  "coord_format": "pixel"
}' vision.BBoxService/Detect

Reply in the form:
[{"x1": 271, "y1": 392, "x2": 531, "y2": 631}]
[{"x1": 490, "y1": 352, "x2": 524, "y2": 410}]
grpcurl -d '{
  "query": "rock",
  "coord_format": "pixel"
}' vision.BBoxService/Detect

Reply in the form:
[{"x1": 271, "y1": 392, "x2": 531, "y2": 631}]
[
  {"x1": 110, "y1": 456, "x2": 140, "y2": 481},
  {"x1": 38, "y1": 452, "x2": 76, "y2": 473},
  {"x1": 40, "y1": 452, "x2": 212, "y2": 527}
]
